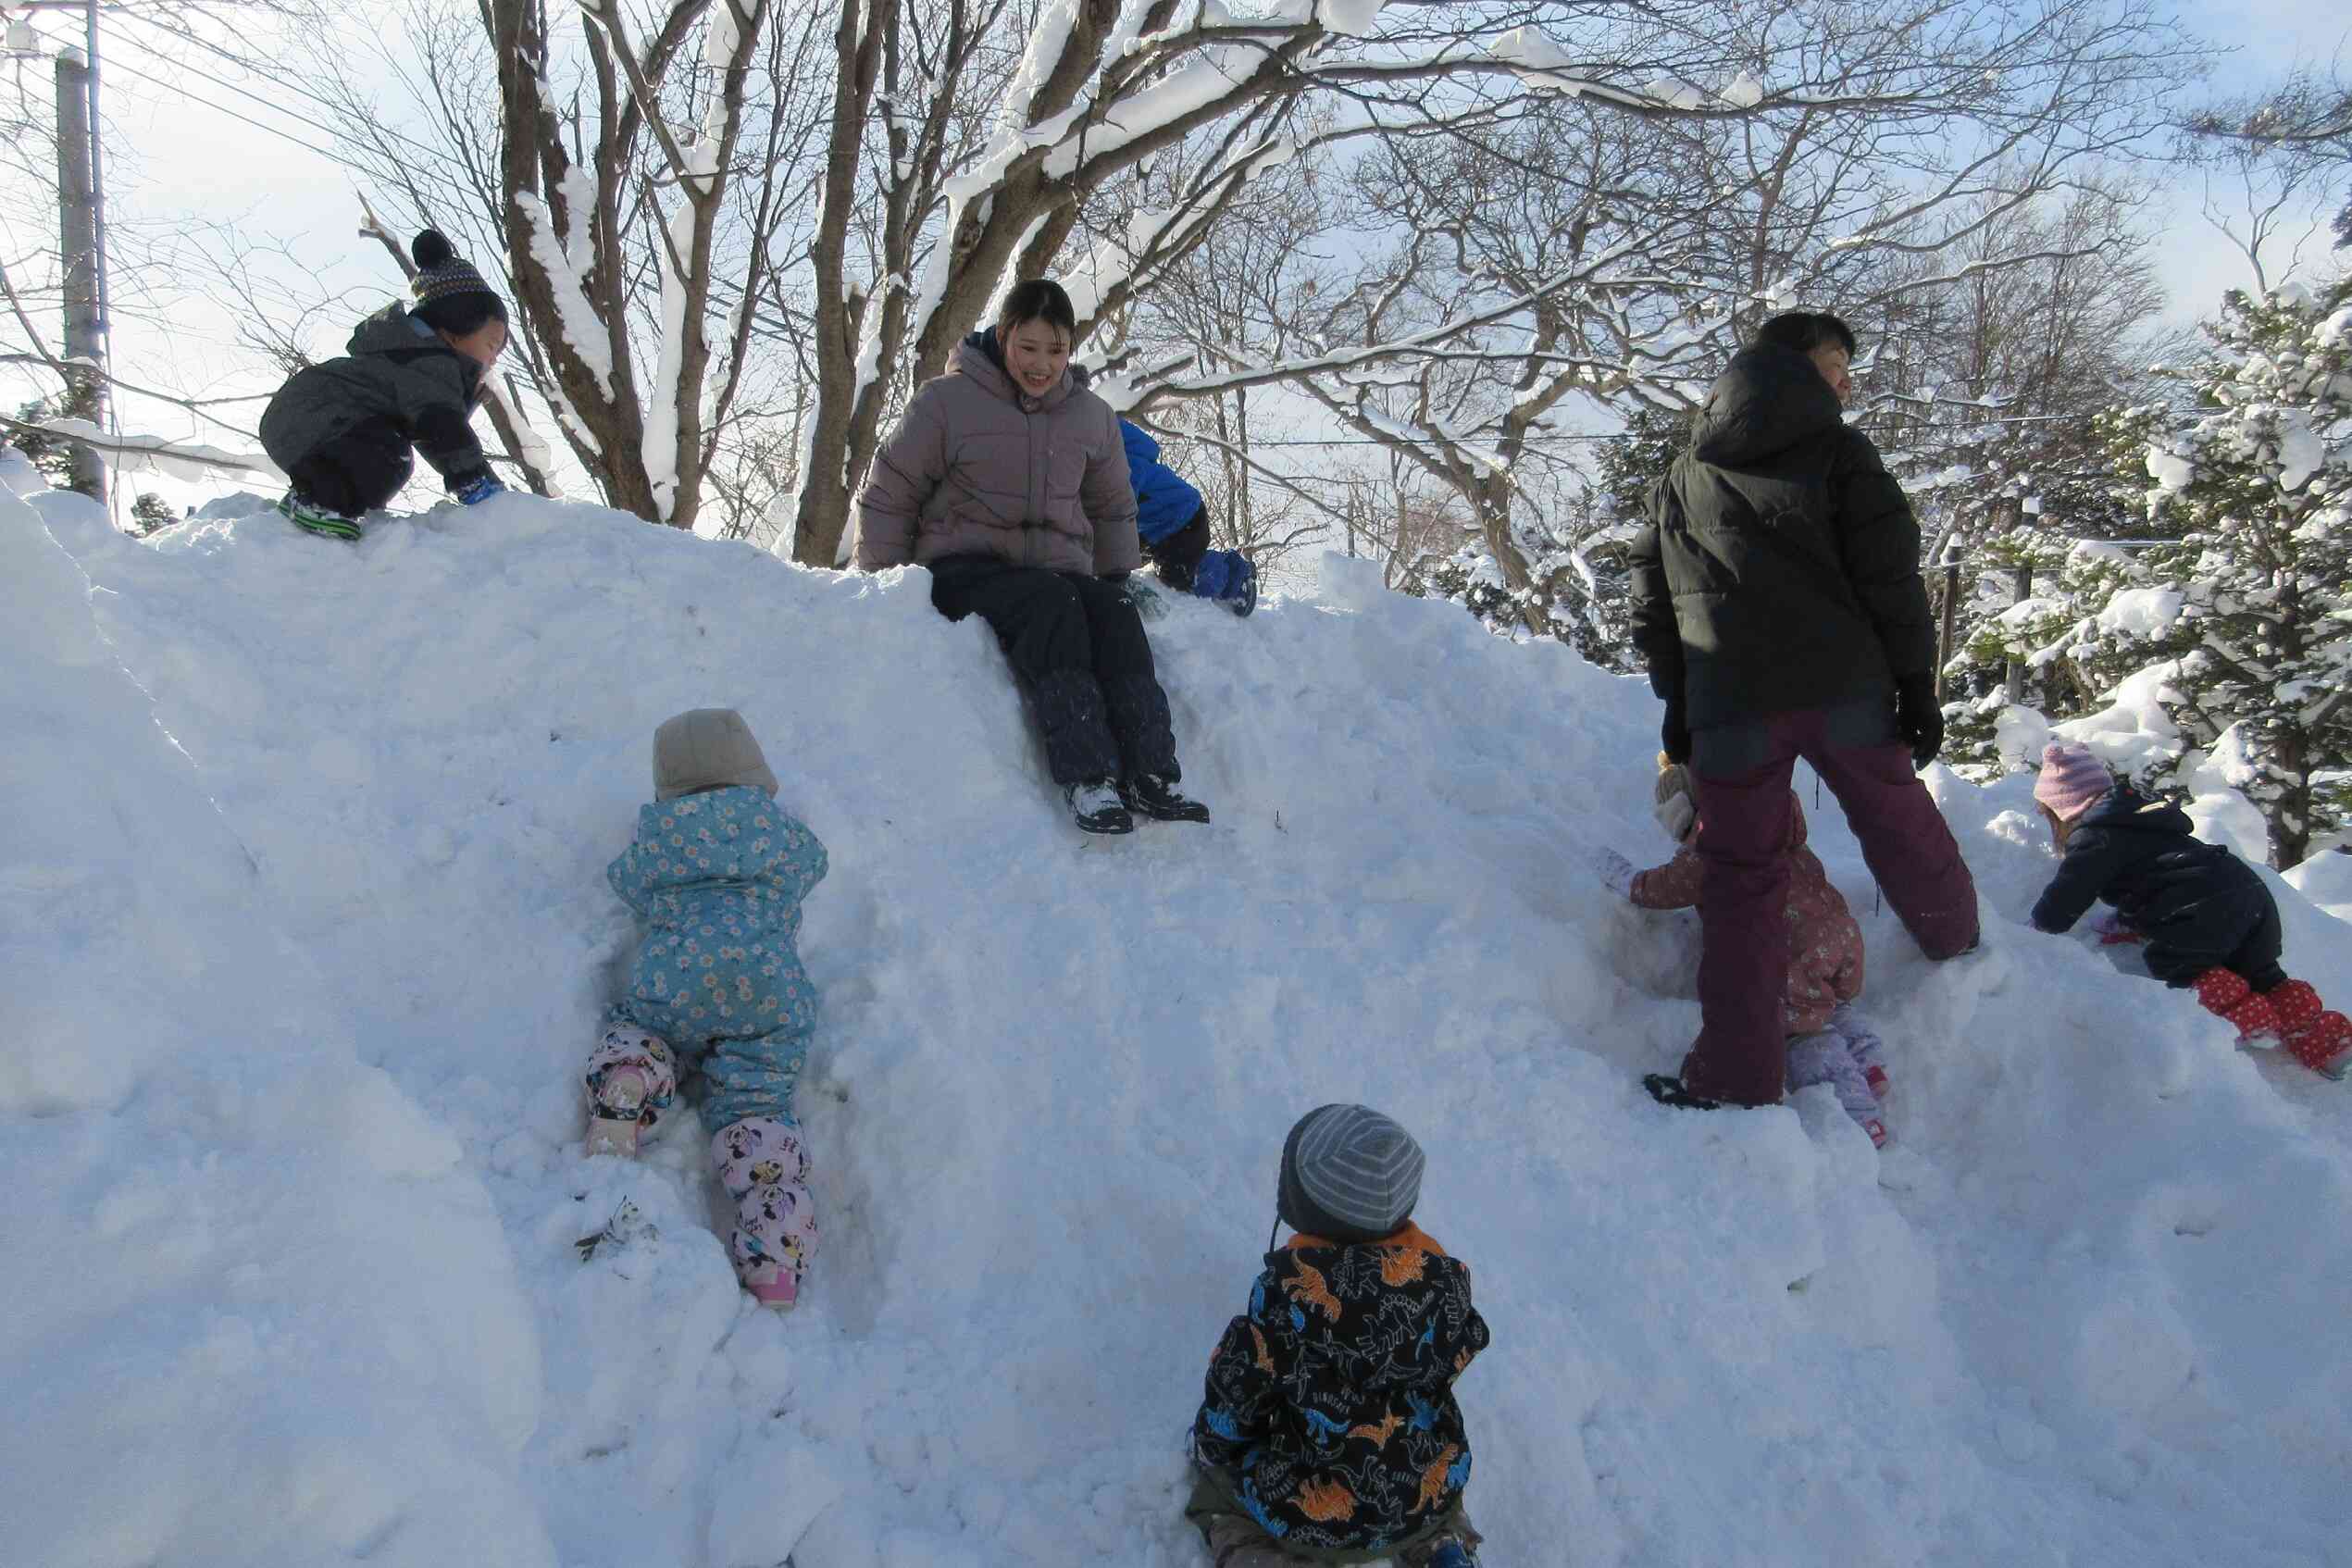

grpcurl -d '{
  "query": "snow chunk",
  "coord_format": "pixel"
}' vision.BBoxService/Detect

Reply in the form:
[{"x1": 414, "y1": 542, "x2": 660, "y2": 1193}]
[
  {"x1": 2275, "y1": 411, "x2": 2323, "y2": 492},
  {"x1": 1719, "y1": 69, "x2": 1764, "y2": 107},
  {"x1": 1644, "y1": 75, "x2": 1706, "y2": 110},
  {"x1": 1487, "y1": 28, "x2": 1588, "y2": 93},
  {"x1": 2146, "y1": 445, "x2": 2194, "y2": 492},
  {"x1": 1315, "y1": 0, "x2": 1388, "y2": 35},
  {"x1": 2097, "y1": 586, "x2": 2186, "y2": 639}
]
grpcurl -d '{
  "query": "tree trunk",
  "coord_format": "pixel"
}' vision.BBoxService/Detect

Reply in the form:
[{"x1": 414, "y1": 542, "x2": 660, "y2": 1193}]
[{"x1": 488, "y1": 0, "x2": 656, "y2": 521}]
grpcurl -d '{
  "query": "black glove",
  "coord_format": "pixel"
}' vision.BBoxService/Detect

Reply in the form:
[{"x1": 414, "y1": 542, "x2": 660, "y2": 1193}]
[
  {"x1": 1895, "y1": 674, "x2": 1945, "y2": 770},
  {"x1": 1661, "y1": 696, "x2": 1692, "y2": 765}
]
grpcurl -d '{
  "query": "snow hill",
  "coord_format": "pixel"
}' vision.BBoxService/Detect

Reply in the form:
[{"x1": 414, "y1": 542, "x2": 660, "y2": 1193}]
[{"x1": 9, "y1": 467, "x2": 2352, "y2": 1568}]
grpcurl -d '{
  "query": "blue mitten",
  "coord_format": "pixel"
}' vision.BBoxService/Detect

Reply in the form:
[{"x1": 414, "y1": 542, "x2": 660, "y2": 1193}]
[
  {"x1": 454, "y1": 472, "x2": 506, "y2": 505},
  {"x1": 1191, "y1": 550, "x2": 1257, "y2": 616}
]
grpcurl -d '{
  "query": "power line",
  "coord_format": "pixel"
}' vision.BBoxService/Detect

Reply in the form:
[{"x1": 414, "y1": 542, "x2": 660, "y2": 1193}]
[
  {"x1": 93, "y1": 44, "x2": 361, "y2": 174},
  {"x1": 106, "y1": 7, "x2": 455, "y2": 171}
]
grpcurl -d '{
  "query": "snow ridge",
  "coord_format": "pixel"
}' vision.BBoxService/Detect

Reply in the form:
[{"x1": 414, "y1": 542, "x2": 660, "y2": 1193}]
[{"x1": 9, "y1": 484, "x2": 2352, "y2": 1568}]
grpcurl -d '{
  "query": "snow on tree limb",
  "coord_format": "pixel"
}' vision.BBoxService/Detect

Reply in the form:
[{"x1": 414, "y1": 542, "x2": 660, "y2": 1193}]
[{"x1": 28, "y1": 418, "x2": 279, "y2": 484}]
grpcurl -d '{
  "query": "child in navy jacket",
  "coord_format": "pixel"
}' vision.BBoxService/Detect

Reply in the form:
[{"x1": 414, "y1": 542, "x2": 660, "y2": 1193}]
[{"x1": 2031, "y1": 741, "x2": 2350, "y2": 1078}]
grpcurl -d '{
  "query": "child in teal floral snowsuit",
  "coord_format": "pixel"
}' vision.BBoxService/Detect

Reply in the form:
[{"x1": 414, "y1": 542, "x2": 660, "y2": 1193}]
[{"x1": 583, "y1": 708, "x2": 828, "y2": 1309}]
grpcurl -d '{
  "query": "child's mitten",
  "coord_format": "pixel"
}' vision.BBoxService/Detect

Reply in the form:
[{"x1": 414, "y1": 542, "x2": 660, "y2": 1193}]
[
  {"x1": 2091, "y1": 909, "x2": 2145, "y2": 945},
  {"x1": 1190, "y1": 549, "x2": 1257, "y2": 616},
  {"x1": 454, "y1": 471, "x2": 505, "y2": 505},
  {"x1": 1589, "y1": 846, "x2": 1637, "y2": 899}
]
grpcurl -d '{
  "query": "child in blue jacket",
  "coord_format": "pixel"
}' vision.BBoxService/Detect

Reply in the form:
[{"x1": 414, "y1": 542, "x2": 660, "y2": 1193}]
[
  {"x1": 1120, "y1": 418, "x2": 1257, "y2": 615},
  {"x1": 2031, "y1": 740, "x2": 2350, "y2": 1079},
  {"x1": 583, "y1": 708, "x2": 828, "y2": 1308}
]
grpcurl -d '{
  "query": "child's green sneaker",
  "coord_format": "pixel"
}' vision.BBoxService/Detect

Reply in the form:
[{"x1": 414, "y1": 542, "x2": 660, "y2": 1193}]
[{"x1": 277, "y1": 491, "x2": 363, "y2": 541}]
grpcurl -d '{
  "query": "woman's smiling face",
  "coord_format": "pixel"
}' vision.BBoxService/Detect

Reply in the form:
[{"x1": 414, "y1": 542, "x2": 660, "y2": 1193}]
[{"x1": 1002, "y1": 318, "x2": 1071, "y2": 398}]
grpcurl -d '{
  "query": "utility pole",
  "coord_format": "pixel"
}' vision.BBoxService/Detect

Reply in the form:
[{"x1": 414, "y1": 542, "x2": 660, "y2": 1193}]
[{"x1": 56, "y1": 40, "x2": 104, "y2": 501}]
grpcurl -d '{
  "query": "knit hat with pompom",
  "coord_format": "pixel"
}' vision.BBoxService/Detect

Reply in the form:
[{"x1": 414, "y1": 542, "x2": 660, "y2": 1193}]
[
  {"x1": 408, "y1": 229, "x2": 505, "y2": 335},
  {"x1": 2033, "y1": 740, "x2": 2112, "y2": 823}
]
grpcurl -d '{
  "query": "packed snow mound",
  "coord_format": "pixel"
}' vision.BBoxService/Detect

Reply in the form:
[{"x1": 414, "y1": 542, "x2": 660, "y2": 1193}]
[{"x1": 10, "y1": 486, "x2": 2352, "y2": 1568}]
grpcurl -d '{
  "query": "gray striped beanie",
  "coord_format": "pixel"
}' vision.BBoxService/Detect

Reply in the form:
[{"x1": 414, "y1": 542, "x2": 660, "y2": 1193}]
[{"x1": 1276, "y1": 1103, "x2": 1425, "y2": 1244}]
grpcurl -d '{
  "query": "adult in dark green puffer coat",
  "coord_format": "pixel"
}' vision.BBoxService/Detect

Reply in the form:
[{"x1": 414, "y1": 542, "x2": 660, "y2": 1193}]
[{"x1": 1629, "y1": 312, "x2": 1979, "y2": 1110}]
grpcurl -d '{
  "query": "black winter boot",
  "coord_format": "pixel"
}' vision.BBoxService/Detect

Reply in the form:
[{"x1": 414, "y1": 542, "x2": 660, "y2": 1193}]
[
  {"x1": 1119, "y1": 773, "x2": 1211, "y2": 824},
  {"x1": 1065, "y1": 778, "x2": 1135, "y2": 835},
  {"x1": 278, "y1": 490, "x2": 362, "y2": 541},
  {"x1": 1643, "y1": 1074, "x2": 1721, "y2": 1111}
]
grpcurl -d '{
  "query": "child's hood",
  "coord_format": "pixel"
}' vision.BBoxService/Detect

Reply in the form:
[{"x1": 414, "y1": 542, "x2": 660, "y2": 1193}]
[
  {"x1": 1259, "y1": 1228, "x2": 1483, "y2": 1378},
  {"x1": 346, "y1": 305, "x2": 481, "y2": 389},
  {"x1": 2077, "y1": 784, "x2": 2193, "y2": 839}
]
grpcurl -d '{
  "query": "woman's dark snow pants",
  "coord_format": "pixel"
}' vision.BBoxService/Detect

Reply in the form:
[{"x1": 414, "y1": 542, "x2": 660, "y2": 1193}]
[{"x1": 928, "y1": 554, "x2": 1179, "y2": 787}]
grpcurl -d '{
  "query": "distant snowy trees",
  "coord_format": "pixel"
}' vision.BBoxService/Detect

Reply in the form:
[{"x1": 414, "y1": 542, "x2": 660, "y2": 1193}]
[
  {"x1": 1944, "y1": 280, "x2": 2352, "y2": 867},
  {"x1": 2109, "y1": 283, "x2": 2344, "y2": 867},
  {"x1": 1101, "y1": 0, "x2": 2199, "y2": 631},
  {"x1": 274, "y1": 0, "x2": 2201, "y2": 560}
]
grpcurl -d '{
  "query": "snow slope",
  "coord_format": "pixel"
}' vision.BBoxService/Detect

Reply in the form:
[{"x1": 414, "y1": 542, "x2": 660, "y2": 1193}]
[{"x1": 9, "y1": 476, "x2": 2352, "y2": 1568}]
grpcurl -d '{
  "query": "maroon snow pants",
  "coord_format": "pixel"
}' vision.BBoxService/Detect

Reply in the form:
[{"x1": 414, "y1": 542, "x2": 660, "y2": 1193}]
[{"x1": 1684, "y1": 709, "x2": 1980, "y2": 1106}]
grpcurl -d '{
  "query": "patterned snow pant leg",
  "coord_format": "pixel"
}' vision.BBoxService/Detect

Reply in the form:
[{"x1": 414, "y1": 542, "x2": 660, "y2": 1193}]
[
  {"x1": 1786, "y1": 1030, "x2": 1888, "y2": 1147},
  {"x1": 1829, "y1": 1001, "x2": 1890, "y2": 1099},
  {"x1": 583, "y1": 1021, "x2": 680, "y2": 1131},
  {"x1": 714, "y1": 1115, "x2": 817, "y2": 1300},
  {"x1": 698, "y1": 1023, "x2": 812, "y2": 1133},
  {"x1": 928, "y1": 554, "x2": 1181, "y2": 786},
  {"x1": 2262, "y1": 978, "x2": 2352, "y2": 1078},
  {"x1": 2192, "y1": 967, "x2": 2283, "y2": 1044}
]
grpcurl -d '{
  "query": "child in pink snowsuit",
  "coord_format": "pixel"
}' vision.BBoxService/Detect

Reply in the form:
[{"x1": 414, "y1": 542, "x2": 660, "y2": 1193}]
[
  {"x1": 582, "y1": 709, "x2": 827, "y2": 1309},
  {"x1": 1595, "y1": 755, "x2": 1891, "y2": 1144},
  {"x1": 2031, "y1": 740, "x2": 2351, "y2": 1079}
]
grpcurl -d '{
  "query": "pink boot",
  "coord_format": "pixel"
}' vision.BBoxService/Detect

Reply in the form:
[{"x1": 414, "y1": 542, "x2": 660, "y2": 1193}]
[
  {"x1": 583, "y1": 1025, "x2": 677, "y2": 1156},
  {"x1": 713, "y1": 1117, "x2": 817, "y2": 1309}
]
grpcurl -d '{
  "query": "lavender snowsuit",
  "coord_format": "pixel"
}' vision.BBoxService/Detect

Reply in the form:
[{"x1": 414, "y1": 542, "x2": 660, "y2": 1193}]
[{"x1": 606, "y1": 786, "x2": 827, "y2": 1130}]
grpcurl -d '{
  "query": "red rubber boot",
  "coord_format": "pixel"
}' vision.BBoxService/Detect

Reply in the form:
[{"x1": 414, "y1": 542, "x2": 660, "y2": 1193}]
[{"x1": 2265, "y1": 979, "x2": 2352, "y2": 1079}]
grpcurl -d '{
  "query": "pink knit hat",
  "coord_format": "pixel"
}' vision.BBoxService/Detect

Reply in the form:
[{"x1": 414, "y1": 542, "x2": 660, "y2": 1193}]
[{"x1": 2033, "y1": 741, "x2": 2111, "y2": 822}]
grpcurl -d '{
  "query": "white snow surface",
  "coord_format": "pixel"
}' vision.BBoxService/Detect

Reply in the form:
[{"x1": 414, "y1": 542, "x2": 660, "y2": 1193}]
[
  {"x1": 2288, "y1": 850, "x2": 2352, "y2": 925},
  {"x1": 10, "y1": 484, "x2": 2352, "y2": 1568}
]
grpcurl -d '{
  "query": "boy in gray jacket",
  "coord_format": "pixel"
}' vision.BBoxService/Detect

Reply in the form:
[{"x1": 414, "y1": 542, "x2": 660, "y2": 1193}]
[{"x1": 259, "y1": 230, "x2": 509, "y2": 539}]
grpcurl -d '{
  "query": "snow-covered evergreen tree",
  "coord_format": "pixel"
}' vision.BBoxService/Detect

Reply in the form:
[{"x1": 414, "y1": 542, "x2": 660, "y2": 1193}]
[{"x1": 2062, "y1": 280, "x2": 2352, "y2": 866}]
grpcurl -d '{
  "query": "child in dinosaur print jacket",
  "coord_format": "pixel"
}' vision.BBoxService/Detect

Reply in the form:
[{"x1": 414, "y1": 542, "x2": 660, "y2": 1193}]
[{"x1": 1188, "y1": 1104, "x2": 1489, "y2": 1568}]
